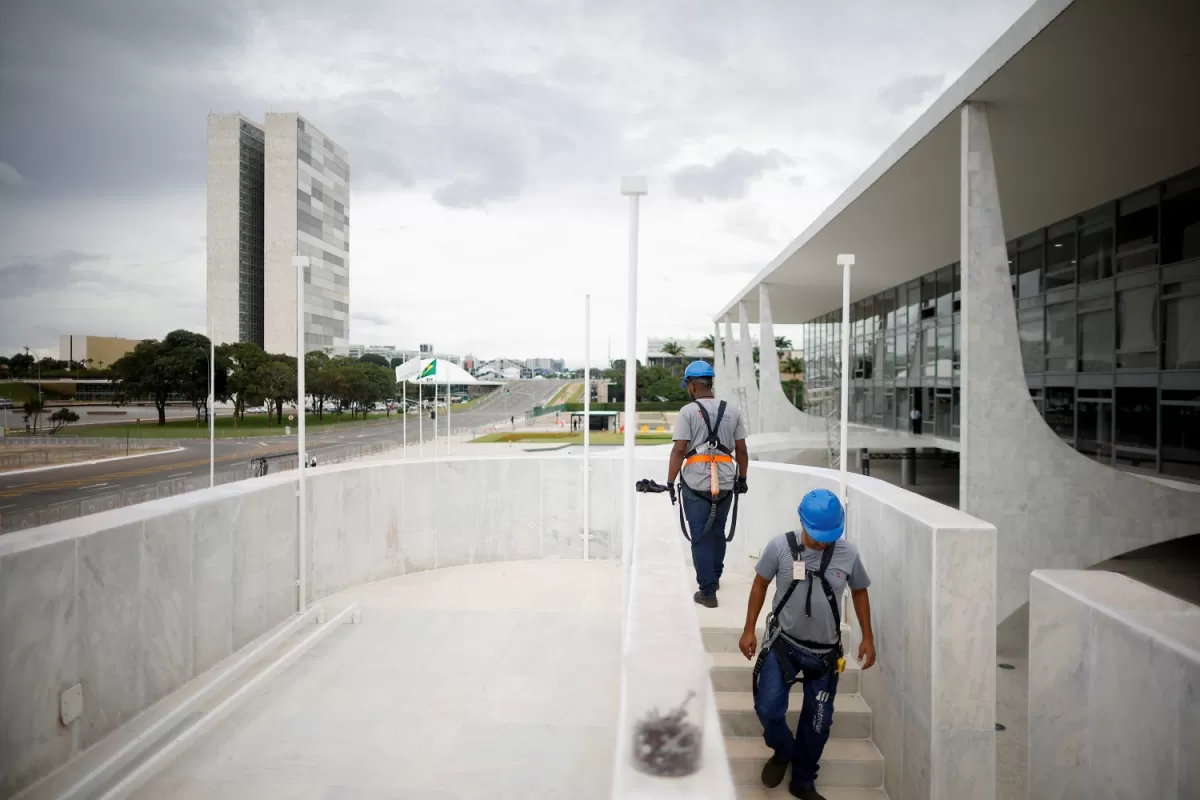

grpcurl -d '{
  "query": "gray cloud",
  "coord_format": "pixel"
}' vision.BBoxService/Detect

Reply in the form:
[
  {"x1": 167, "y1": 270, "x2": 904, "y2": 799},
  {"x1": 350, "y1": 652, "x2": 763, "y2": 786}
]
[
  {"x1": 0, "y1": 251, "x2": 116, "y2": 298},
  {"x1": 877, "y1": 74, "x2": 944, "y2": 113},
  {"x1": 352, "y1": 310, "x2": 393, "y2": 326},
  {"x1": 0, "y1": 163, "x2": 23, "y2": 185},
  {"x1": 672, "y1": 149, "x2": 794, "y2": 202}
]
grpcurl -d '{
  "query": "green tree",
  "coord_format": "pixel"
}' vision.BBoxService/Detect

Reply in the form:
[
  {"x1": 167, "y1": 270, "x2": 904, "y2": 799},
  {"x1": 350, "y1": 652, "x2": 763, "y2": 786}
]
[
  {"x1": 775, "y1": 335, "x2": 793, "y2": 362},
  {"x1": 22, "y1": 399, "x2": 45, "y2": 433},
  {"x1": 163, "y1": 330, "x2": 222, "y2": 424},
  {"x1": 781, "y1": 356, "x2": 805, "y2": 376},
  {"x1": 306, "y1": 351, "x2": 336, "y2": 419},
  {"x1": 261, "y1": 357, "x2": 297, "y2": 425},
  {"x1": 217, "y1": 342, "x2": 269, "y2": 423},
  {"x1": 48, "y1": 408, "x2": 80, "y2": 434},
  {"x1": 10, "y1": 352, "x2": 34, "y2": 377},
  {"x1": 698, "y1": 335, "x2": 715, "y2": 352},
  {"x1": 110, "y1": 339, "x2": 178, "y2": 425},
  {"x1": 660, "y1": 341, "x2": 684, "y2": 357},
  {"x1": 360, "y1": 353, "x2": 390, "y2": 368}
]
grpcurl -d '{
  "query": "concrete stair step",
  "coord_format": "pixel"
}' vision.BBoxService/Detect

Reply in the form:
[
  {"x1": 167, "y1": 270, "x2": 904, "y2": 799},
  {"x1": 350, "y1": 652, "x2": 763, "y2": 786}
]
[
  {"x1": 710, "y1": 651, "x2": 861, "y2": 695},
  {"x1": 736, "y1": 787, "x2": 889, "y2": 799},
  {"x1": 716, "y1": 692, "x2": 872, "y2": 739},
  {"x1": 724, "y1": 737, "x2": 884, "y2": 788}
]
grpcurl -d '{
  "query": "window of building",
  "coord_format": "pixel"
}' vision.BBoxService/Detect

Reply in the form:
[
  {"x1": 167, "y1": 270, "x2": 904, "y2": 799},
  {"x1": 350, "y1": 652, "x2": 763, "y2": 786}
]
[
  {"x1": 1161, "y1": 172, "x2": 1200, "y2": 265},
  {"x1": 895, "y1": 331, "x2": 909, "y2": 379},
  {"x1": 1045, "y1": 301, "x2": 1076, "y2": 371},
  {"x1": 1077, "y1": 389, "x2": 1113, "y2": 462},
  {"x1": 952, "y1": 321, "x2": 961, "y2": 378},
  {"x1": 1115, "y1": 189, "x2": 1159, "y2": 273},
  {"x1": 1115, "y1": 386, "x2": 1157, "y2": 451},
  {"x1": 1079, "y1": 219, "x2": 1114, "y2": 283},
  {"x1": 921, "y1": 273, "x2": 938, "y2": 320},
  {"x1": 923, "y1": 326, "x2": 937, "y2": 378},
  {"x1": 906, "y1": 280, "x2": 920, "y2": 323},
  {"x1": 1162, "y1": 390, "x2": 1200, "y2": 480},
  {"x1": 1030, "y1": 388, "x2": 1044, "y2": 416},
  {"x1": 1116, "y1": 286, "x2": 1158, "y2": 368},
  {"x1": 1045, "y1": 387, "x2": 1075, "y2": 440},
  {"x1": 891, "y1": 287, "x2": 904, "y2": 327},
  {"x1": 953, "y1": 262, "x2": 962, "y2": 312},
  {"x1": 1017, "y1": 232, "x2": 1045, "y2": 299},
  {"x1": 951, "y1": 387, "x2": 961, "y2": 437},
  {"x1": 878, "y1": 291, "x2": 895, "y2": 331},
  {"x1": 937, "y1": 323, "x2": 953, "y2": 379},
  {"x1": 1045, "y1": 221, "x2": 1077, "y2": 290},
  {"x1": 937, "y1": 265, "x2": 954, "y2": 317},
  {"x1": 1164, "y1": 280, "x2": 1200, "y2": 369},
  {"x1": 1078, "y1": 309, "x2": 1114, "y2": 371},
  {"x1": 1019, "y1": 307, "x2": 1044, "y2": 374}
]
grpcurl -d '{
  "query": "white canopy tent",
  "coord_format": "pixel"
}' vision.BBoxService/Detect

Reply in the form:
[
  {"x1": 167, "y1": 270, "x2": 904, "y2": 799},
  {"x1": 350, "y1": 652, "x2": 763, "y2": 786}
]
[{"x1": 394, "y1": 357, "x2": 480, "y2": 385}]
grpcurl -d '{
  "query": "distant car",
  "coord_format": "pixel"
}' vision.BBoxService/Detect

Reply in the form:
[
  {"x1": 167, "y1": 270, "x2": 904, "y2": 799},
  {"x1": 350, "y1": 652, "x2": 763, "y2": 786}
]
[
  {"x1": 245, "y1": 405, "x2": 267, "y2": 414},
  {"x1": 0, "y1": 397, "x2": 12, "y2": 409}
]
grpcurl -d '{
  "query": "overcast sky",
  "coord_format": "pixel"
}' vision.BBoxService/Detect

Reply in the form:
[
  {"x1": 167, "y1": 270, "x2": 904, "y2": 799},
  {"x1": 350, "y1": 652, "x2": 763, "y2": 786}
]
[{"x1": 0, "y1": 0, "x2": 1033, "y2": 363}]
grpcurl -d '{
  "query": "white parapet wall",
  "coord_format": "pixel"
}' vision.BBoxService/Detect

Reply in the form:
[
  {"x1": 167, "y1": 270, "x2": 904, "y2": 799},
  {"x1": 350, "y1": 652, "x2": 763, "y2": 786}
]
[
  {"x1": 0, "y1": 455, "x2": 624, "y2": 798},
  {"x1": 1028, "y1": 570, "x2": 1200, "y2": 799}
]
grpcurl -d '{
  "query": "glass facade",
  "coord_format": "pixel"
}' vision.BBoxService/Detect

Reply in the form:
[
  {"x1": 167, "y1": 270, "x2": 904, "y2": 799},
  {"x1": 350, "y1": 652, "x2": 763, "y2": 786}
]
[
  {"x1": 295, "y1": 118, "x2": 351, "y2": 353},
  {"x1": 237, "y1": 122, "x2": 265, "y2": 347},
  {"x1": 799, "y1": 166, "x2": 1200, "y2": 480}
]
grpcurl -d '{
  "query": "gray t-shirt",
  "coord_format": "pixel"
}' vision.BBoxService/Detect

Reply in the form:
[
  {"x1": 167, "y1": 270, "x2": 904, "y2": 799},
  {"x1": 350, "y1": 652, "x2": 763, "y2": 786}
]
[
  {"x1": 673, "y1": 398, "x2": 746, "y2": 492},
  {"x1": 755, "y1": 534, "x2": 871, "y2": 651}
]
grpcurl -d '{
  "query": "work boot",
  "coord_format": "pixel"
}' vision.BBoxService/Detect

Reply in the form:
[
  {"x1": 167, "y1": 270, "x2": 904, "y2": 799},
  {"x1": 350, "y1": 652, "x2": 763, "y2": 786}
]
[
  {"x1": 760, "y1": 754, "x2": 788, "y2": 788},
  {"x1": 693, "y1": 591, "x2": 717, "y2": 608},
  {"x1": 788, "y1": 783, "x2": 828, "y2": 800}
]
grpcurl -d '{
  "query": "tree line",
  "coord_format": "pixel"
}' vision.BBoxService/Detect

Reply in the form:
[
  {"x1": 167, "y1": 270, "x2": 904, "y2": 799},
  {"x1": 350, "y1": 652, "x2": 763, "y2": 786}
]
[{"x1": 108, "y1": 330, "x2": 402, "y2": 426}]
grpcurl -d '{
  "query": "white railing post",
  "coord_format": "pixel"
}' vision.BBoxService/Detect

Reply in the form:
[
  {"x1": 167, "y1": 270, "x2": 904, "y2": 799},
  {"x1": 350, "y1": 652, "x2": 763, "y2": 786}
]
[{"x1": 583, "y1": 293, "x2": 591, "y2": 561}]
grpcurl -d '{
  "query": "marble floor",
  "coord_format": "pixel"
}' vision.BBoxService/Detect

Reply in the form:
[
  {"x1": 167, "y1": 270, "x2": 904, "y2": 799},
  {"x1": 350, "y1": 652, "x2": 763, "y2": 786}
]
[{"x1": 131, "y1": 559, "x2": 623, "y2": 800}]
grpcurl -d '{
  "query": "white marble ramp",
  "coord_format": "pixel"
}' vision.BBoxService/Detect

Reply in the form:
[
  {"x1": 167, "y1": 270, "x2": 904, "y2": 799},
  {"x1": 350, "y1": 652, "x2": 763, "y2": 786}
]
[{"x1": 130, "y1": 560, "x2": 622, "y2": 800}]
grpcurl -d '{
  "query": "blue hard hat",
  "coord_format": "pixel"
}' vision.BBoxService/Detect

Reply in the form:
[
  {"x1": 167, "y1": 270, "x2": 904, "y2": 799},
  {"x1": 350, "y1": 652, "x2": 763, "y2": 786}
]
[
  {"x1": 798, "y1": 489, "x2": 845, "y2": 543},
  {"x1": 681, "y1": 360, "x2": 715, "y2": 389}
]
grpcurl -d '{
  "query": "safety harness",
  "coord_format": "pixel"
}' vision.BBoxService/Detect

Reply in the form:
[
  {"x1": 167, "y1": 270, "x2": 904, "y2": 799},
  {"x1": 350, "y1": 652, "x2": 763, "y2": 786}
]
[
  {"x1": 751, "y1": 532, "x2": 845, "y2": 700},
  {"x1": 677, "y1": 399, "x2": 739, "y2": 543}
]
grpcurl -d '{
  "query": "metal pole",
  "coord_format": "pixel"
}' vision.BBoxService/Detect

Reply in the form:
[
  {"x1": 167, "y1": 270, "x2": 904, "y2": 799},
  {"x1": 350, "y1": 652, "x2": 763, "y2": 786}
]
[
  {"x1": 434, "y1": 363, "x2": 439, "y2": 461},
  {"x1": 446, "y1": 365, "x2": 451, "y2": 452},
  {"x1": 619, "y1": 176, "x2": 647, "y2": 630},
  {"x1": 403, "y1": 378, "x2": 407, "y2": 458},
  {"x1": 419, "y1": 381, "x2": 423, "y2": 458},
  {"x1": 837, "y1": 254, "x2": 854, "y2": 504},
  {"x1": 583, "y1": 292, "x2": 591, "y2": 561},
  {"x1": 209, "y1": 316, "x2": 215, "y2": 488},
  {"x1": 294, "y1": 256, "x2": 308, "y2": 613}
]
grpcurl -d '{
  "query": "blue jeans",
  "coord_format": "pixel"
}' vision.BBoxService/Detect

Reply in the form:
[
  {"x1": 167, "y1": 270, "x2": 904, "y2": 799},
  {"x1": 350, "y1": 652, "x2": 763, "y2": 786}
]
[
  {"x1": 754, "y1": 641, "x2": 840, "y2": 787},
  {"x1": 682, "y1": 488, "x2": 731, "y2": 596}
]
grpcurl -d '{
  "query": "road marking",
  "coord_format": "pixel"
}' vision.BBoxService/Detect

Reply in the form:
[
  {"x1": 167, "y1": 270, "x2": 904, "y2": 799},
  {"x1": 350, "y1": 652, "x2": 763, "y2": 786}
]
[
  {"x1": 168, "y1": 472, "x2": 192, "y2": 478},
  {"x1": 83, "y1": 482, "x2": 109, "y2": 490},
  {"x1": 0, "y1": 504, "x2": 14, "y2": 509}
]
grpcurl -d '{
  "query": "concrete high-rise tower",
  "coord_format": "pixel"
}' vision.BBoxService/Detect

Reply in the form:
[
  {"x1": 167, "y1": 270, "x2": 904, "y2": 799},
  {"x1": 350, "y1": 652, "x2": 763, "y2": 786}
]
[{"x1": 206, "y1": 112, "x2": 350, "y2": 356}]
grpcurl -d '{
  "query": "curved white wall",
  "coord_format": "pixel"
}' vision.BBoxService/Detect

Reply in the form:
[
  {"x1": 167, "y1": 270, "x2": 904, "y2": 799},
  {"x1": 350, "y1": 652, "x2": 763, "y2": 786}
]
[
  {"x1": 756, "y1": 283, "x2": 831, "y2": 435},
  {"x1": 961, "y1": 103, "x2": 1200, "y2": 621}
]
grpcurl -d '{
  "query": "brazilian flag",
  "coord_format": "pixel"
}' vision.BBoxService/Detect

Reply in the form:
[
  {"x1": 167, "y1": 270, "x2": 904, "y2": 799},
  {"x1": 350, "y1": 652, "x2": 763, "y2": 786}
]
[{"x1": 419, "y1": 360, "x2": 437, "y2": 379}]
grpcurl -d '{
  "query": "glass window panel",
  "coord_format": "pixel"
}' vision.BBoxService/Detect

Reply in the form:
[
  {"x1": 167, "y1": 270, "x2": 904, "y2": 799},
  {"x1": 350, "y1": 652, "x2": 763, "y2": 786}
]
[
  {"x1": 1162, "y1": 403, "x2": 1200, "y2": 480},
  {"x1": 953, "y1": 262, "x2": 962, "y2": 312},
  {"x1": 937, "y1": 324, "x2": 953, "y2": 379},
  {"x1": 879, "y1": 291, "x2": 894, "y2": 331},
  {"x1": 1077, "y1": 398, "x2": 1113, "y2": 462},
  {"x1": 1115, "y1": 387, "x2": 1157, "y2": 450},
  {"x1": 1045, "y1": 388, "x2": 1075, "y2": 440},
  {"x1": 906, "y1": 281, "x2": 920, "y2": 322},
  {"x1": 1116, "y1": 286, "x2": 1158, "y2": 368},
  {"x1": 1045, "y1": 301, "x2": 1076, "y2": 371},
  {"x1": 921, "y1": 274, "x2": 937, "y2": 319},
  {"x1": 895, "y1": 332, "x2": 909, "y2": 379},
  {"x1": 1079, "y1": 221, "x2": 1114, "y2": 283},
  {"x1": 1164, "y1": 293, "x2": 1200, "y2": 369},
  {"x1": 1019, "y1": 307, "x2": 1044, "y2": 374},
  {"x1": 890, "y1": 287, "x2": 903, "y2": 327},
  {"x1": 923, "y1": 327, "x2": 937, "y2": 378},
  {"x1": 1115, "y1": 189, "x2": 1160, "y2": 272},
  {"x1": 1045, "y1": 223, "x2": 1077, "y2": 289},
  {"x1": 1030, "y1": 388, "x2": 1044, "y2": 415},
  {"x1": 1078, "y1": 310, "x2": 1114, "y2": 372},
  {"x1": 1018, "y1": 237, "x2": 1044, "y2": 298},
  {"x1": 952, "y1": 321, "x2": 961, "y2": 378},
  {"x1": 1162, "y1": 171, "x2": 1200, "y2": 265},
  {"x1": 937, "y1": 266, "x2": 954, "y2": 317},
  {"x1": 883, "y1": 330, "x2": 896, "y2": 379}
]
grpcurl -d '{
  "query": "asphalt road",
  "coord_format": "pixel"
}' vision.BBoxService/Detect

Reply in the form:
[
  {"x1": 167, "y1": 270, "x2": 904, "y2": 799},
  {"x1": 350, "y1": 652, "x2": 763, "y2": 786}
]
[{"x1": 0, "y1": 380, "x2": 569, "y2": 521}]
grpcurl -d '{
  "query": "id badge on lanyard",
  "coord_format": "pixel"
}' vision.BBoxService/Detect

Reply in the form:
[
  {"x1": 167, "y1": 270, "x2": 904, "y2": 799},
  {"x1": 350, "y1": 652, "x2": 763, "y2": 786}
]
[{"x1": 792, "y1": 551, "x2": 806, "y2": 582}]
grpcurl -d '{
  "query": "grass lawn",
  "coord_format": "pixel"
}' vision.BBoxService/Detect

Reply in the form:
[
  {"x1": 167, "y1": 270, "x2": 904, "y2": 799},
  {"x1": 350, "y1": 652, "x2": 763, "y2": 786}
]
[
  {"x1": 469, "y1": 431, "x2": 672, "y2": 445},
  {"x1": 546, "y1": 382, "x2": 582, "y2": 406},
  {"x1": 69, "y1": 412, "x2": 403, "y2": 439}
]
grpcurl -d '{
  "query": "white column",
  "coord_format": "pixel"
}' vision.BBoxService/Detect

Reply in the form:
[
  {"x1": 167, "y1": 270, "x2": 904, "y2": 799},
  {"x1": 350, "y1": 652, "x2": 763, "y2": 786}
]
[
  {"x1": 583, "y1": 293, "x2": 591, "y2": 561},
  {"x1": 837, "y1": 255, "x2": 854, "y2": 503},
  {"x1": 619, "y1": 175, "x2": 647, "y2": 631},
  {"x1": 402, "y1": 378, "x2": 407, "y2": 458},
  {"x1": 208, "y1": 315, "x2": 215, "y2": 488},
  {"x1": 737, "y1": 304, "x2": 758, "y2": 434},
  {"x1": 293, "y1": 255, "x2": 309, "y2": 613}
]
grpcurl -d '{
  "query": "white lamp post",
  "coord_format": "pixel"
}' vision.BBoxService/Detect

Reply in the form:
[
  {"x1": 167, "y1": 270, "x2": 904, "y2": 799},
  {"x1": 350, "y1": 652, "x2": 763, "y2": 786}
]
[
  {"x1": 209, "y1": 316, "x2": 215, "y2": 488},
  {"x1": 837, "y1": 254, "x2": 853, "y2": 503},
  {"x1": 583, "y1": 292, "x2": 591, "y2": 561},
  {"x1": 620, "y1": 175, "x2": 647, "y2": 626},
  {"x1": 293, "y1": 255, "x2": 309, "y2": 613}
]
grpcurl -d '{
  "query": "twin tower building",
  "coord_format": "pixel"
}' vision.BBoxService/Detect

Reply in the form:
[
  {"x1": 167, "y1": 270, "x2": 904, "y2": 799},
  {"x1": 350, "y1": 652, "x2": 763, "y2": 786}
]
[{"x1": 206, "y1": 113, "x2": 350, "y2": 358}]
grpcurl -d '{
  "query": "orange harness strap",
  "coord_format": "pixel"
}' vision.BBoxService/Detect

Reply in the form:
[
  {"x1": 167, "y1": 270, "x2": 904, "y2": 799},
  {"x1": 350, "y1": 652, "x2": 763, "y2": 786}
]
[{"x1": 683, "y1": 453, "x2": 735, "y2": 467}]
